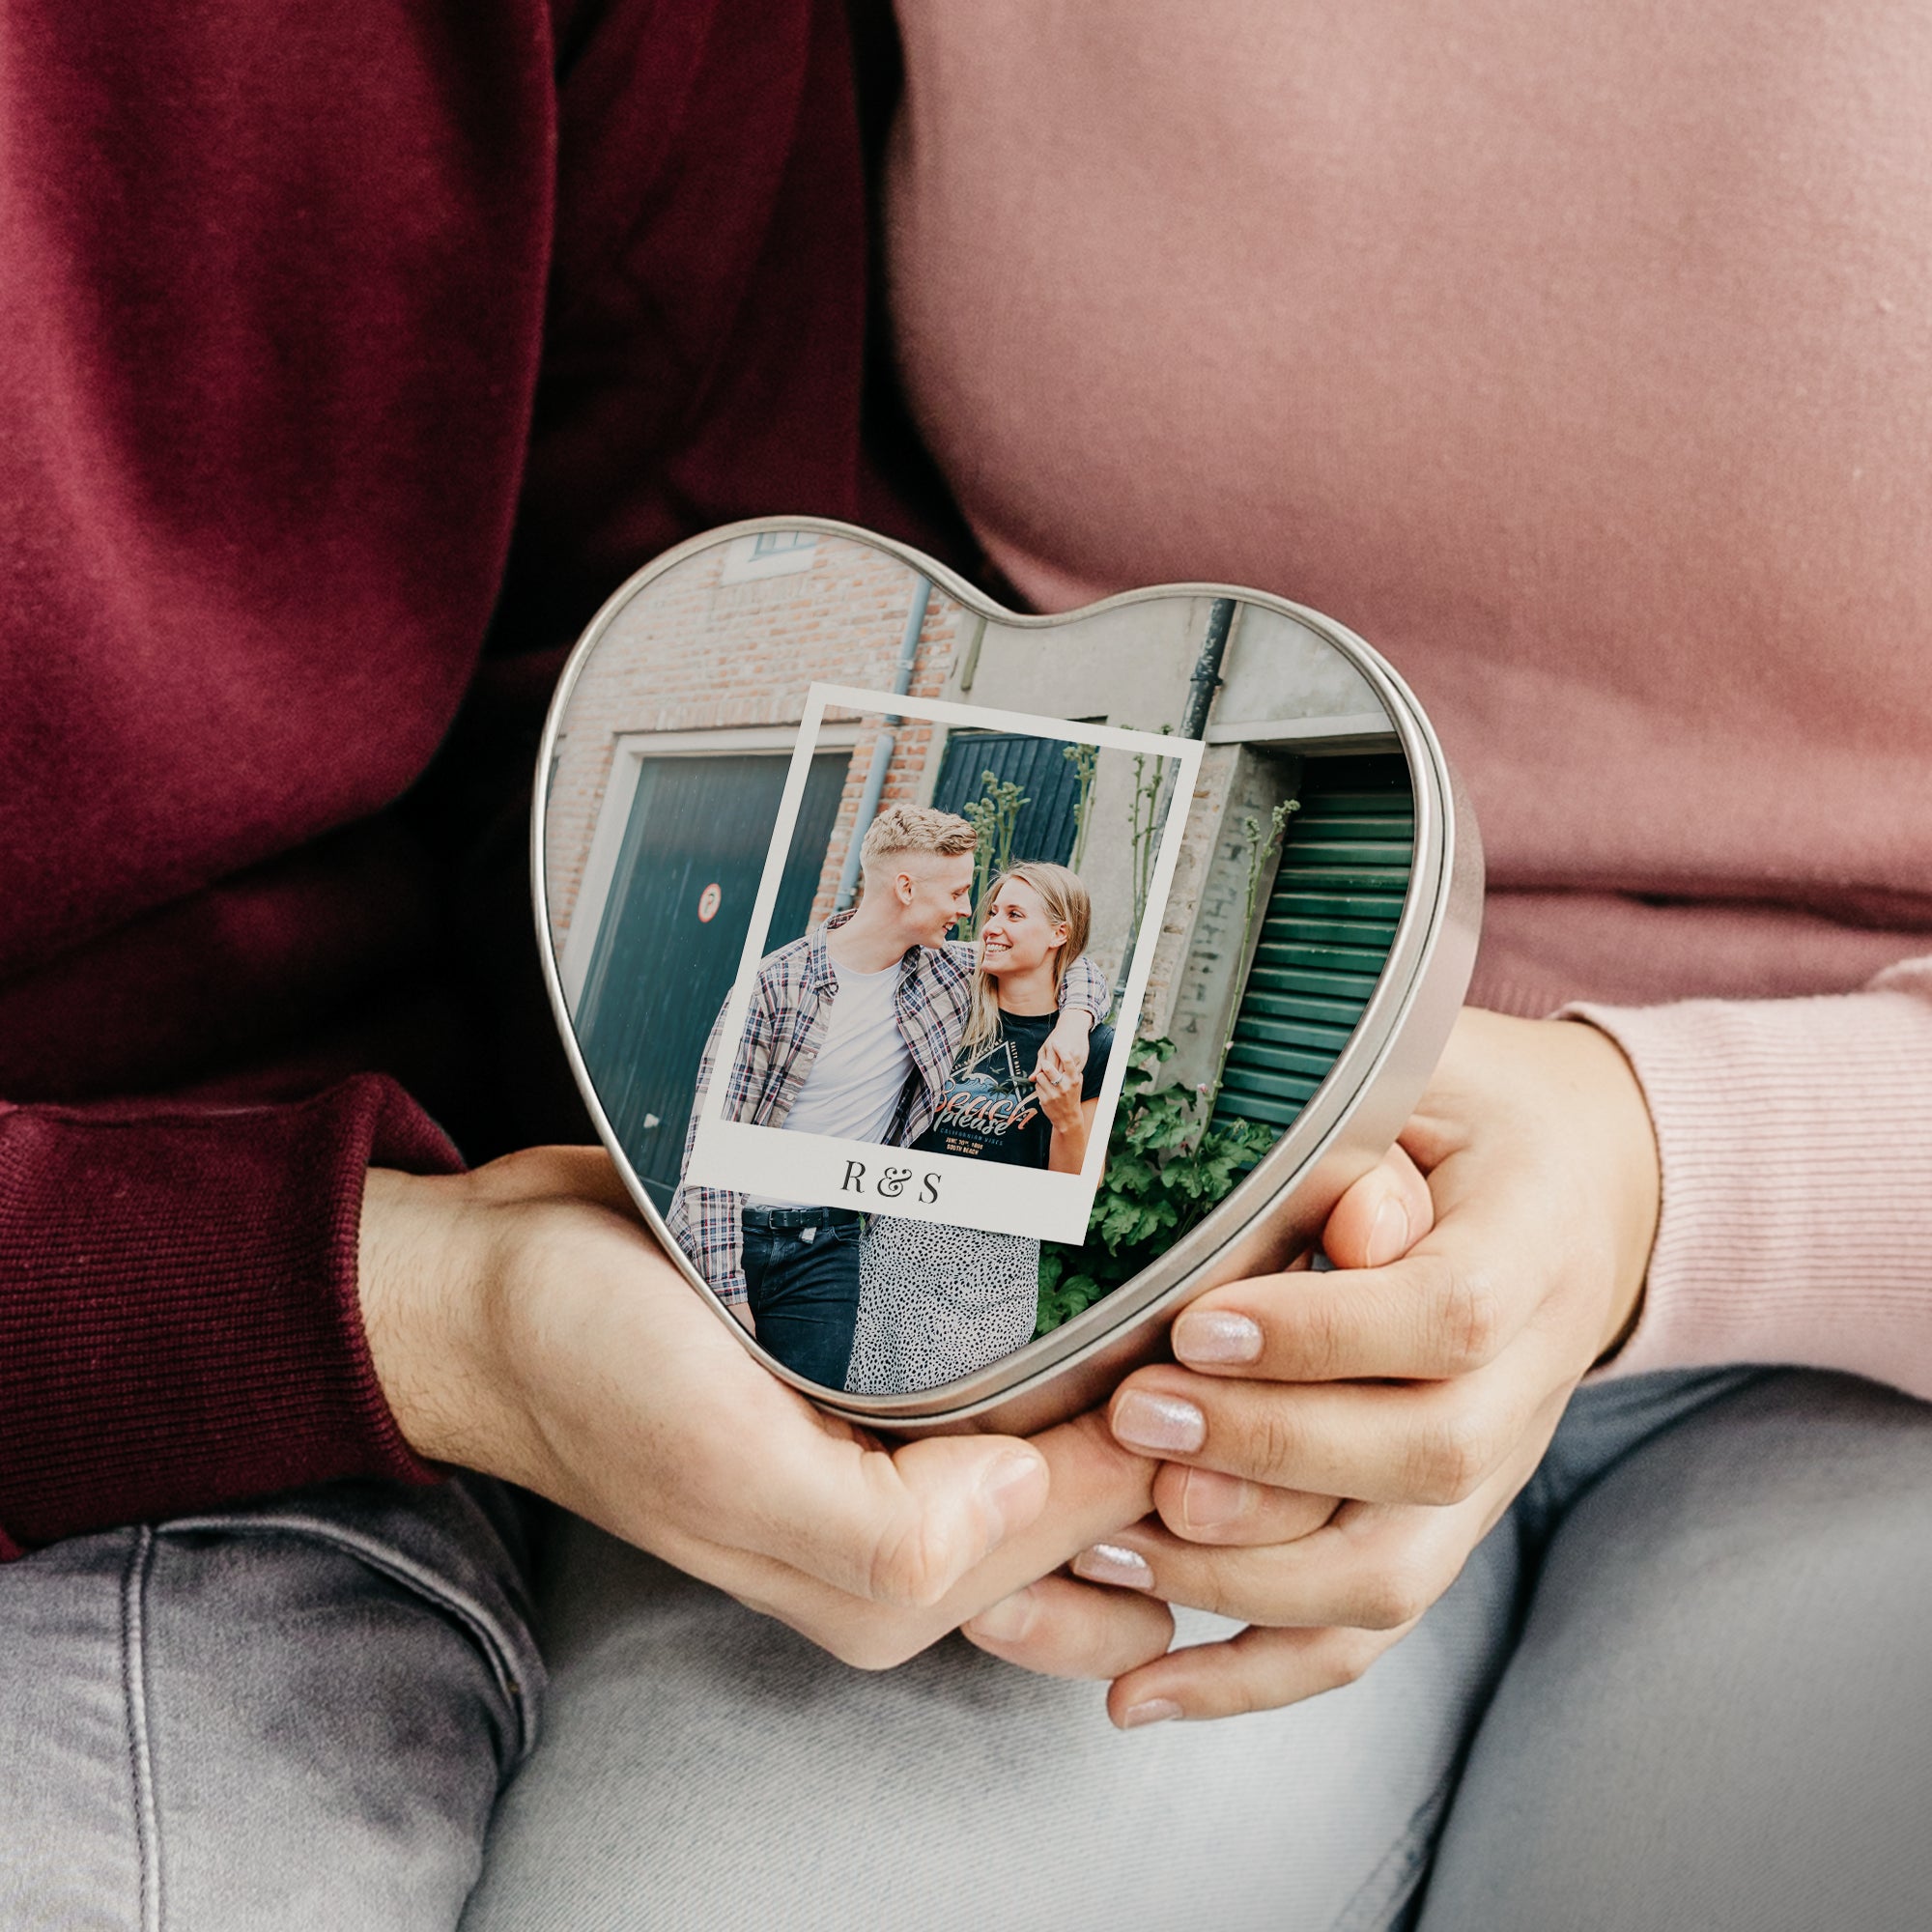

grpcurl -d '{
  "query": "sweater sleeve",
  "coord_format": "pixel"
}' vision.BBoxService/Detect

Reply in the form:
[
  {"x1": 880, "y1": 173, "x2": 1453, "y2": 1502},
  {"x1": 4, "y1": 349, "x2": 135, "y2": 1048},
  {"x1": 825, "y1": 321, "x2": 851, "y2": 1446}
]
[
  {"x1": 0, "y1": 1076, "x2": 459, "y2": 1556},
  {"x1": 1566, "y1": 956, "x2": 1932, "y2": 1402}
]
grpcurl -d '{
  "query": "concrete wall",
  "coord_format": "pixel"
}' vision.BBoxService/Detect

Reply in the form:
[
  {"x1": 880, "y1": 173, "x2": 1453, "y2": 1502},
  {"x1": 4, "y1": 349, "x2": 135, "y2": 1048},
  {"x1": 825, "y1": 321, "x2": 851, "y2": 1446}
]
[
  {"x1": 1163, "y1": 747, "x2": 1303, "y2": 1090},
  {"x1": 1214, "y1": 602, "x2": 1385, "y2": 727}
]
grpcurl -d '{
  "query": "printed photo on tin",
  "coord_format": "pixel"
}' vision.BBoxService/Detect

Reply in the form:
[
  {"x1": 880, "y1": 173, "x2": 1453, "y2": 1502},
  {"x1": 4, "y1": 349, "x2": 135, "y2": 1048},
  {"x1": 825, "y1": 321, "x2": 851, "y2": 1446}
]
[
  {"x1": 671, "y1": 684, "x2": 1196, "y2": 1389},
  {"x1": 539, "y1": 524, "x2": 1415, "y2": 1396}
]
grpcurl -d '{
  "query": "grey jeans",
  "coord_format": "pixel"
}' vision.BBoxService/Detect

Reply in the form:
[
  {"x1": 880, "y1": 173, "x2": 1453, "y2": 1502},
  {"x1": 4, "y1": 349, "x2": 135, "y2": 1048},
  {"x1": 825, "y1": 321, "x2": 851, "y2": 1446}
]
[
  {"x1": 6, "y1": 1370, "x2": 1931, "y2": 1930},
  {"x1": 0, "y1": 1478, "x2": 542, "y2": 1930}
]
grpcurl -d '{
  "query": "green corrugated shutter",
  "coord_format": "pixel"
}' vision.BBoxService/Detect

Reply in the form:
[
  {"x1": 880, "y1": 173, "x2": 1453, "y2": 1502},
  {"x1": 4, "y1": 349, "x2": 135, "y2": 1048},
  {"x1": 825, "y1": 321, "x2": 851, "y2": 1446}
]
[{"x1": 1212, "y1": 753, "x2": 1412, "y2": 1132}]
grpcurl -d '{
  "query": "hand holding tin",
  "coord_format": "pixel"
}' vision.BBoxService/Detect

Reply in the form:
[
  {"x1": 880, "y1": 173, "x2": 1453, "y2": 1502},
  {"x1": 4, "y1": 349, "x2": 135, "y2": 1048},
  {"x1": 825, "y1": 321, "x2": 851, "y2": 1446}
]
[
  {"x1": 356, "y1": 1146, "x2": 1151, "y2": 1667},
  {"x1": 965, "y1": 1008, "x2": 1660, "y2": 1723}
]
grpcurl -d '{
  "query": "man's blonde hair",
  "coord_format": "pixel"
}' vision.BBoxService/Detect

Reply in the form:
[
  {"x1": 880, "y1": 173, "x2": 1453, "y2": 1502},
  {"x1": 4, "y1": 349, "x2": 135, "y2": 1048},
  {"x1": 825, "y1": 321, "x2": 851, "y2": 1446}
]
[{"x1": 858, "y1": 802, "x2": 977, "y2": 876}]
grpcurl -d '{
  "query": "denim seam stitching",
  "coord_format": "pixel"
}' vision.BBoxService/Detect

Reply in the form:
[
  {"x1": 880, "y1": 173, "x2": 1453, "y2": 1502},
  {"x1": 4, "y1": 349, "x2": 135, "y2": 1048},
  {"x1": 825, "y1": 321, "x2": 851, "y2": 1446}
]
[
  {"x1": 157, "y1": 1515, "x2": 532, "y2": 1765},
  {"x1": 1330, "y1": 1759, "x2": 1460, "y2": 1932},
  {"x1": 121, "y1": 1525, "x2": 162, "y2": 1932}
]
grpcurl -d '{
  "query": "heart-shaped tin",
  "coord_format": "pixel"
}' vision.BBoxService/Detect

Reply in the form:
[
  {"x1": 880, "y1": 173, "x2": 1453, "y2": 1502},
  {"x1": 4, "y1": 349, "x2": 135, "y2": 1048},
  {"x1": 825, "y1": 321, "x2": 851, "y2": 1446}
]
[{"x1": 534, "y1": 518, "x2": 1481, "y2": 1436}]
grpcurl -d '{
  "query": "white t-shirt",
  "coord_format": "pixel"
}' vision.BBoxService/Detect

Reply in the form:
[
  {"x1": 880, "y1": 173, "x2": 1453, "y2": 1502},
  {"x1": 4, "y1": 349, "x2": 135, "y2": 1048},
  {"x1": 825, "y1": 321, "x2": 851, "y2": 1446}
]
[{"x1": 746, "y1": 961, "x2": 912, "y2": 1208}]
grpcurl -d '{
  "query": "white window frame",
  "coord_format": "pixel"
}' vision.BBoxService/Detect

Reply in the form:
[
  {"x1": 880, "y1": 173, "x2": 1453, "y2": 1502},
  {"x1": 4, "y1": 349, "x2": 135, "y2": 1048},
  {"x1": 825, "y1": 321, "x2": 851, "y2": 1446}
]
[
  {"x1": 717, "y1": 530, "x2": 820, "y2": 584},
  {"x1": 558, "y1": 722, "x2": 863, "y2": 1009}
]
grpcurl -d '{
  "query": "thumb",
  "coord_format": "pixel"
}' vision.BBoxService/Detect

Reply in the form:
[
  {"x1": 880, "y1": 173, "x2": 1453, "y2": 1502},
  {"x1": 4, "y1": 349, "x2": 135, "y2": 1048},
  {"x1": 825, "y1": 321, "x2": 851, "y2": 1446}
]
[
  {"x1": 1321, "y1": 1144, "x2": 1435, "y2": 1270},
  {"x1": 750, "y1": 1428, "x2": 1051, "y2": 1611}
]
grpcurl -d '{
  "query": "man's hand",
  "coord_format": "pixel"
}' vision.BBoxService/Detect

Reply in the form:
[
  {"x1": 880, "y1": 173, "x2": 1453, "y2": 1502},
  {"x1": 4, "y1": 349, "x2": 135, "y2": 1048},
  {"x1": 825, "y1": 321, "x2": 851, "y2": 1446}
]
[
  {"x1": 358, "y1": 1148, "x2": 1154, "y2": 1667},
  {"x1": 1037, "y1": 1003, "x2": 1094, "y2": 1085},
  {"x1": 964, "y1": 1009, "x2": 1661, "y2": 1722}
]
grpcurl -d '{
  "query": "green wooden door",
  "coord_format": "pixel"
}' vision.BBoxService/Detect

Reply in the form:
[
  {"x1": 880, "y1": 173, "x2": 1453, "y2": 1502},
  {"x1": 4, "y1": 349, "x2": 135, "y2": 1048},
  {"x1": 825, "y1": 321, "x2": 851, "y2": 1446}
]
[
  {"x1": 1213, "y1": 753, "x2": 1414, "y2": 1132},
  {"x1": 578, "y1": 752, "x2": 847, "y2": 1205},
  {"x1": 930, "y1": 730, "x2": 1084, "y2": 867}
]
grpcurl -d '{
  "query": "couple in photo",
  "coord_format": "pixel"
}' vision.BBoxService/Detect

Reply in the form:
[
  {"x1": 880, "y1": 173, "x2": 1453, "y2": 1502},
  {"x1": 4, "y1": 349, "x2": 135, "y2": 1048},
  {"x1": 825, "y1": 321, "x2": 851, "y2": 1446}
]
[{"x1": 670, "y1": 802, "x2": 1116, "y2": 1394}]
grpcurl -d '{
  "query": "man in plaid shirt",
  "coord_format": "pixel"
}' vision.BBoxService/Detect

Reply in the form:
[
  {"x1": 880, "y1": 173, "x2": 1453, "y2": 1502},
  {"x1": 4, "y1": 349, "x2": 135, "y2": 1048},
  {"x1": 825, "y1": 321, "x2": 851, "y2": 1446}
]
[{"x1": 668, "y1": 803, "x2": 1108, "y2": 1387}]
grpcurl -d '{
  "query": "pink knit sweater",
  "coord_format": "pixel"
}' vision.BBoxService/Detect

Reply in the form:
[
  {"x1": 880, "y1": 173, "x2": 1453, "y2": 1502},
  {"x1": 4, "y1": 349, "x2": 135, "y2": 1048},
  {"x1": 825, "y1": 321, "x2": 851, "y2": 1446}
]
[{"x1": 885, "y1": 0, "x2": 1932, "y2": 1395}]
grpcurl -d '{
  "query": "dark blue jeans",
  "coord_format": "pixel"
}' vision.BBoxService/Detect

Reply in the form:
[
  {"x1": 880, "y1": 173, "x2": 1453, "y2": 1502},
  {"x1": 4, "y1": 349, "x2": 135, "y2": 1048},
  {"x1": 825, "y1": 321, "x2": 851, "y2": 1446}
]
[{"x1": 741, "y1": 1214, "x2": 864, "y2": 1388}]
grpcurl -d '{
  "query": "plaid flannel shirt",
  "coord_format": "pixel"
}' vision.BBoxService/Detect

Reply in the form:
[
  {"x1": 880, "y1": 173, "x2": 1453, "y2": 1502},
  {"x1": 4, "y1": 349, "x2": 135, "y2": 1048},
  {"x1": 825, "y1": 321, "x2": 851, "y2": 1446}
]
[{"x1": 667, "y1": 910, "x2": 1111, "y2": 1304}]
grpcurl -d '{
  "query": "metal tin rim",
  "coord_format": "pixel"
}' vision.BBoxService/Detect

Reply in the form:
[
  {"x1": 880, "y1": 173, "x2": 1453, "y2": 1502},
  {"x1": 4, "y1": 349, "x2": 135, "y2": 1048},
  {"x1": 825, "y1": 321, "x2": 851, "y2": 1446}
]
[{"x1": 530, "y1": 516, "x2": 1480, "y2": 1432}]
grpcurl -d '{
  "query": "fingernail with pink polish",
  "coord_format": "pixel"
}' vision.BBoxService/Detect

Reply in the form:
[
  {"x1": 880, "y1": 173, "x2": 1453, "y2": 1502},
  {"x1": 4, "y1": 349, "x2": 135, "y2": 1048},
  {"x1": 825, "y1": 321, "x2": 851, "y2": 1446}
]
[
  {"x1": 1072, "y1": 1543, "x2": 1154, "y2": 1591},
  {"x1": 1174, "y1": 1309, "x2": 1263, "y2": 1365},
  {"x1": 1120, "y1": 1697, "x2": 1183, "y2": 1729},
  {"x1": 1111, "y1": 1390, "x2": 1208, "y2": 1454}
]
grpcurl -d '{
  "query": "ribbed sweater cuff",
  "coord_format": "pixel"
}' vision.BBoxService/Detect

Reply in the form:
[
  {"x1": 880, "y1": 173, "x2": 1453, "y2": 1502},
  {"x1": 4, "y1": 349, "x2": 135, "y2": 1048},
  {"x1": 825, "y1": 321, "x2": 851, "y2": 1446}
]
[
  {"x1": 0, "y1": 1076, "x2": 464, "y2": 1553},
  {"x1": 1566, "y1": 975, "x2": 1932, "y2": 1401}
]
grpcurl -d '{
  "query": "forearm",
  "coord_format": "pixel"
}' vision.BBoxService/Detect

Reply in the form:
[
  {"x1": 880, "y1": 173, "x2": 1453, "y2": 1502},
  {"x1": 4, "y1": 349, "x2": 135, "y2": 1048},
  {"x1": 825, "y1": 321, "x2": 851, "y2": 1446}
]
[
  {"x1": 1057, "y1": 955, "x2": 1110, "y2": 1020},
  {"x1": 1046, "y1": 1102, "x2": 1094, "y2": 1175},
  {"x1": 1047, "y1": 1126, "x2": 1088, "y2": 1175},
  {"x1": 1570, "y1": 954, "x2": 1932, "y2": 1401}
]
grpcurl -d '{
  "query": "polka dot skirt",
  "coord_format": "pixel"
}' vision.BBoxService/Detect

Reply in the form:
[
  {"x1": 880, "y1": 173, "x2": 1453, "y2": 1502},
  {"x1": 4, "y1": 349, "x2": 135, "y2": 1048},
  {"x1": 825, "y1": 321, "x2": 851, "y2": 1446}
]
[{"x1": 844, "y1": 1216, "x2": 1041, "y2": 1395}]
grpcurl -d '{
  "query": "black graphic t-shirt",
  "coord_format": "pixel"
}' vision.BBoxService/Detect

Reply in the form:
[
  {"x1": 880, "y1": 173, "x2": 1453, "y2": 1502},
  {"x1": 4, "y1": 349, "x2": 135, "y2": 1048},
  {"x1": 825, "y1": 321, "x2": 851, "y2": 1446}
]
[{"x1": 912, "y1": 1009, "x2": 1116, "y2": 1171}]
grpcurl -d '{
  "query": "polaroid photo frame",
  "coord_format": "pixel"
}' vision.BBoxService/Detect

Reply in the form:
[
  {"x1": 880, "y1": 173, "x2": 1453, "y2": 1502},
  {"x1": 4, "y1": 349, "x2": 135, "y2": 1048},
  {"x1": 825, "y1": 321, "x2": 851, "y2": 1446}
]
[{"x1": 681, "y1": 683, "x2": 1204, "y2": 1246}]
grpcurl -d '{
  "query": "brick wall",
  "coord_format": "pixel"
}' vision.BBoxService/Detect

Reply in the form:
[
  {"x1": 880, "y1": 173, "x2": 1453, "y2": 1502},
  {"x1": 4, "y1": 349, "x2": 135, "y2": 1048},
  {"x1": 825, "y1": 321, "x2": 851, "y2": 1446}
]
[
  {"x1": 804, "y1": 612, "x2": 960, "y2": 928},
  {"x1": 544, "y1": 533, "x2": 968, "y2": 950}
]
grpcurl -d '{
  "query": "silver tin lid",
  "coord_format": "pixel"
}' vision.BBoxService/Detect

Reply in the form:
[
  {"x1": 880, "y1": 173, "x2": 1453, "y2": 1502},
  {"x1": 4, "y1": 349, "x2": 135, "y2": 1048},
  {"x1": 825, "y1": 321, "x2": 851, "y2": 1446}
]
[{"x1": 534, "y1": 517, "x2": 1482, "y2": 1436}]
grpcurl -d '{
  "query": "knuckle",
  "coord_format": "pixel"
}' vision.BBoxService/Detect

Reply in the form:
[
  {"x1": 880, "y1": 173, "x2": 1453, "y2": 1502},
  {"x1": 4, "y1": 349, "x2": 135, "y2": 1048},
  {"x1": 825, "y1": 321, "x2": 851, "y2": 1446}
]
[
  {"x1": 1330, "y1": 1629, "x2": 1394, "y2": 1688},
  {"x1": 1225, "y1": 1674, "x2": 1278, "y2": 1719},
  {"x1": 1302, "y1": 1628, "x2": 1373, "y2": 1691},
  {"x1": 1435, "y1": 1262, "x2": 1507, "y2": 1373},
  {"x1": 823, "y1": 1619, "x2": 923, "y2": 1671},
  {"x1": 1405, "y1": 1407, "x2": 1491, "y2": 1505},
  {"x1": 1350, "y1": 1558, "x2": 1435, "y2": 1631},
  {"x1": 867, "y1": 1518, "x2": 952, "y2": 1611},
  {"x1": 1289, "y1": 1294, "x2": 1349, "y2": 1380},
  {"x1": 1250, "y1": 1404, "x2": 1311, "y2": 1485},
  {"x1": 1188, "y1": 1566, "x2": 1249, "y2": 1625}
]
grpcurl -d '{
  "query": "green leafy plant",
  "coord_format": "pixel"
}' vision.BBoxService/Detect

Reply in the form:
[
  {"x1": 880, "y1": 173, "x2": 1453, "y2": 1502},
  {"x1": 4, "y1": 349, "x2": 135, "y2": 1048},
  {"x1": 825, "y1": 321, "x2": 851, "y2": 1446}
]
[
  {"x1": 1124, "y1": 736, "x2": 1170, "y2": 937},
  {"x1": 1034, "y1": 1036, "x2": 1278, "y2": 1336},
  {"x1": 1063, "y1": 741, "x2": 1099, "y2": 869},
  {"x1": 1109, "y1": 725, "x2": 1177, "y2": 1010},
  {"x1": 962, "y1": 768, "x2": 1029, "y2": 911}
]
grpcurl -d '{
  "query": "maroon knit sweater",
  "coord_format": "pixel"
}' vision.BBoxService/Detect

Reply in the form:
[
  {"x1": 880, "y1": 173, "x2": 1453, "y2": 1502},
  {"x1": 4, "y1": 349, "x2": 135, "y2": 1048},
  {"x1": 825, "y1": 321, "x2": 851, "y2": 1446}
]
[{"x1": 0, "y1": 0, "x2": 911, "y2": 1554}]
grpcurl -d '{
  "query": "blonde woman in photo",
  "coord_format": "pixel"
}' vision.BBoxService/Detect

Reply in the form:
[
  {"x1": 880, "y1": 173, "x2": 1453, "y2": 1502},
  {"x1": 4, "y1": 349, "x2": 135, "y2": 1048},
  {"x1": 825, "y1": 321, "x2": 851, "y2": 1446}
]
[{"x1": 845, "y1": 864, "x2": 1116, "y2": 1395}]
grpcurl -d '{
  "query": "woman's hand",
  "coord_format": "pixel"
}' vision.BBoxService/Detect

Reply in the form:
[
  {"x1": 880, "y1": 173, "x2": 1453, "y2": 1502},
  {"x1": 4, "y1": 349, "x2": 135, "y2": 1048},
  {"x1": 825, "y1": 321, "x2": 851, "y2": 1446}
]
[
  {"x1": 360, "y1": 1147, "x2": 1156, "y2": 1668},
  {"x1": 1033, "y1": 1061, "x2": 1086, "y2": 1134},
  {"x1": 964, "y1": 1009, "x2": 1661, "y2": 1722}
]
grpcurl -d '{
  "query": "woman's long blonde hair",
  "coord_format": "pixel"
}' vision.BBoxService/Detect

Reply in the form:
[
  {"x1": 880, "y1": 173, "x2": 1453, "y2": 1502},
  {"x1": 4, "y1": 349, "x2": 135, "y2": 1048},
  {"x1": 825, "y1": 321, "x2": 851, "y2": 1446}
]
[{"x1": 960, "y1": 862, "x2": 1093, "y2": 1060}]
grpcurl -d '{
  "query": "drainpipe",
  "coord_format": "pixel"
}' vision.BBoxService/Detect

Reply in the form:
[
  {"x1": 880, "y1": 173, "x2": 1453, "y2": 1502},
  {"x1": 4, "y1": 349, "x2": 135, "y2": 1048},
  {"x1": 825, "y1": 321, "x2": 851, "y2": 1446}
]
[
  {"x1": 1179, "y1": 597, "x2": 1236, "y2": 741},
  {"x1": 834, "y1": 572, "x2": 932, "y2": 909},
  {"x1": 1146, "y1": 595, "x2": 1238, "y2": 851},
  {"x1": 1114, "y1": 597, "x2": 1240, "y2": 1009}
]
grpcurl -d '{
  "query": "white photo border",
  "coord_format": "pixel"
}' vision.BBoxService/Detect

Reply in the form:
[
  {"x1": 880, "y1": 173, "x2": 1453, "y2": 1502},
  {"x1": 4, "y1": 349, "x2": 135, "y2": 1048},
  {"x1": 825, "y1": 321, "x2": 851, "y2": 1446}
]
[{"x1": 683, "y1": 682, "x2": 1206, "y2": 1245}]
